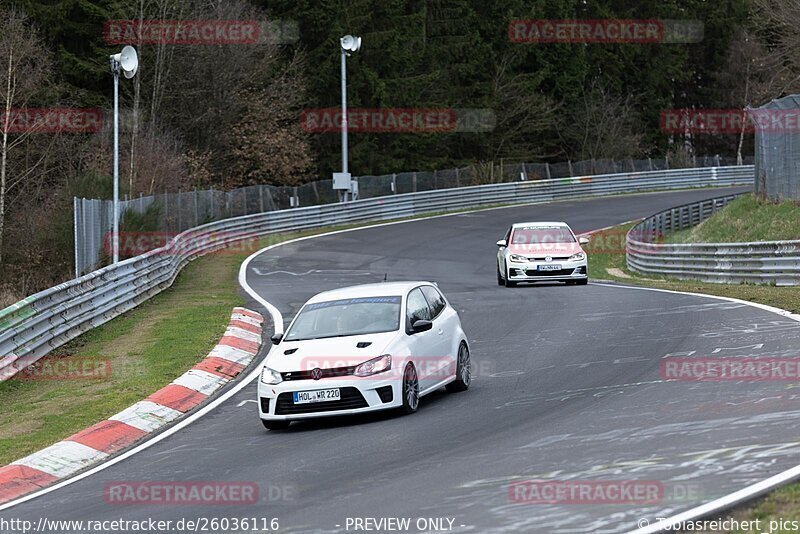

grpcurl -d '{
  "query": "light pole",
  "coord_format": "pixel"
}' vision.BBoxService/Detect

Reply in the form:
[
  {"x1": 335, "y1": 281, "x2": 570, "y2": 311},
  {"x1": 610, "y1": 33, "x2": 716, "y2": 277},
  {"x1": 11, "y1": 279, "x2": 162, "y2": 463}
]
[
  {"x1": 109, "y1": 45, "x2": 138, "y2": 263},
  {"x1": 332, "y1": 35, "x2": 361, "y2": 202}
]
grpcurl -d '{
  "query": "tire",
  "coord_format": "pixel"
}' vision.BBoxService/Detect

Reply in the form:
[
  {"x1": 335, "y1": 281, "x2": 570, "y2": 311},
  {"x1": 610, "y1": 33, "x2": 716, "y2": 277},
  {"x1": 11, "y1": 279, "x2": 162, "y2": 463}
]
[
  {"x1": 577, "y1": 278, "x2": 588, "y2": 285},
  {"x1": 261, "y1": 419, "x2": 290, "y2": 430},
  {"x1": 400, "y1": 363, "x2": 420, "y2": 414},
  {"x1": 505, "y1": 278, "x2": 517, "y2": 288},
  {"x1": 446, "y1": 343, "x2": 471, "y2": 393},
  {"x1": 497, "y1": 267, "x2": 505, "y2": 286}
]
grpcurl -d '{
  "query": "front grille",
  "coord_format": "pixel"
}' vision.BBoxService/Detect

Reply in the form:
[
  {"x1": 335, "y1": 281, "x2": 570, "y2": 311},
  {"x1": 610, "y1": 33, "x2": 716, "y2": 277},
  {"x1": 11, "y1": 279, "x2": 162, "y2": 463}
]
[
  {"x1": 260, "y1": 397, "x2": 270, "y2": 413},
  {"x1": 528, "y1": 255, "x2": 571, "y2": 261},
  {"x1": 275, "y1": 387, "x2": 368, "y2": 415},
  {"x1": 281, "y1": 366, "x2": 356, "y2": 381},
  {"x1": 376, "y1": 386, "x2": 393, "y2": 403},
  {"x1": 524, "y1": 268, "x2": 575, "y2": 277}
]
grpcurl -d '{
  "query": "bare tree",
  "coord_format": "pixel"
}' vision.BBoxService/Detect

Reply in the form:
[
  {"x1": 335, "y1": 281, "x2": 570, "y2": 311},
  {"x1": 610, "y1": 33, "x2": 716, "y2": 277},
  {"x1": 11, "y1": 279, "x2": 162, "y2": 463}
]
[
  {"x1": 751, "y1": 0, "x2": 800, "y2": 97},
  {"x1": 0, "y1": 8, "x2": 51, "y2": 264},
  {"x1": 557, "y1": 79, "x2": 643, "y2": 163},
  {"x1": 488, "y1": 51, "x2": 559, "y2": 161},
  {"x1": 716, "y1": 27, "x2": 774, "y2": 163},
  {"x1": 223, "y1": 51, "x2": 313, "y2": 187}
]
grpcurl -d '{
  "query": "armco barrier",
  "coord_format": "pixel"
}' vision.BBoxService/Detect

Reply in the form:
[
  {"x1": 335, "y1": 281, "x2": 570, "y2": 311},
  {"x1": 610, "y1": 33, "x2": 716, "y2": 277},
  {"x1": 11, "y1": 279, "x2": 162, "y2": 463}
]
[
  {"x1": 0, "y1": 166, "x2": 752, "y2": 381},
  {"x1": 626, "y1": 190, "x2": 800, "y2": 285}
]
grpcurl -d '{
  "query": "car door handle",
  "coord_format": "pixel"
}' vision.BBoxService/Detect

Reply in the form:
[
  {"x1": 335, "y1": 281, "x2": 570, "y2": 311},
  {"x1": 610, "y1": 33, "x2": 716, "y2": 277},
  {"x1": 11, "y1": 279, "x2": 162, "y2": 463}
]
[{"x1": 437, "y1": 329, "x2": 444, "y2": 335}]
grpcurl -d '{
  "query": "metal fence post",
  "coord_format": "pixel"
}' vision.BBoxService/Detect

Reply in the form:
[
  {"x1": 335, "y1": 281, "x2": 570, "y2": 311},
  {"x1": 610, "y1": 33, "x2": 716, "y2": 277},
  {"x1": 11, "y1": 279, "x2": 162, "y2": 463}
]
[
  {"x1": 545, "y1": 162, "x2": 551, "y2": 179},
  {"x1": 73, "y1": 197, "x2": 79, "y2": 278}
]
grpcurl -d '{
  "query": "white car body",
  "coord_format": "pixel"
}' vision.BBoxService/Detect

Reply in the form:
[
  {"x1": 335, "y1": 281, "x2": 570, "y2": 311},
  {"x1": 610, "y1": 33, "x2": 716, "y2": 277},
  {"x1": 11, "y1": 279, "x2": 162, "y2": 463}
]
[
  {"x1": 258, "y1": 282, "x2": 470, "y2": 428},
  {"x1": 496, "y1": 221, "x2": 589, "y2": 286}
]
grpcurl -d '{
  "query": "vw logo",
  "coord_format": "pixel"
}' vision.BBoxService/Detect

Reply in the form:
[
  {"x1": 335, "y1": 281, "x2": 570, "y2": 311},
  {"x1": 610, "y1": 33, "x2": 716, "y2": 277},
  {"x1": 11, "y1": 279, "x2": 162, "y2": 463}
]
[
  {"x1": 545, "y1": 256, "x2": 552, "y2": 262},
  {"x1": 311, "y1": 368, "x2": 323, "y2": 380}
]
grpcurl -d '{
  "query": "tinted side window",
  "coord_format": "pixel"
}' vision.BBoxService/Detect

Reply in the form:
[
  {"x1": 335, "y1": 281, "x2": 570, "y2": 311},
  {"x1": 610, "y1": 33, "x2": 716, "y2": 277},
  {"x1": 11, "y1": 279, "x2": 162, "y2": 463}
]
[
  {"x1": 421, "y1": 286, "x2": 446, "y2": 318},
  {"x1": 406, "y1": 288, "x2": 432, "y2": 325}
]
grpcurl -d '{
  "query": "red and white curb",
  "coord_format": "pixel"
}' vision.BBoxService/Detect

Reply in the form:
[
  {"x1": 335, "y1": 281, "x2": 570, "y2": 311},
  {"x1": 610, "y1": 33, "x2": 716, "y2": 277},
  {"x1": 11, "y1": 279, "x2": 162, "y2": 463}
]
[{"x1": 0, "y1": 307, "x2": 263, "y2": 504}]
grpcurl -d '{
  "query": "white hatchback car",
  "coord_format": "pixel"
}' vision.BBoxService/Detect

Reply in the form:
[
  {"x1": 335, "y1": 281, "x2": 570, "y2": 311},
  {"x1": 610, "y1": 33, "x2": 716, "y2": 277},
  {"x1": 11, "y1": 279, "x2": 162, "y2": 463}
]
[
  {"x1": 496, "y1": 221, "x2": 590, "y2": 286},
  {"x1": 257, "y1": 282, "x2": 471, "y2": 430}
]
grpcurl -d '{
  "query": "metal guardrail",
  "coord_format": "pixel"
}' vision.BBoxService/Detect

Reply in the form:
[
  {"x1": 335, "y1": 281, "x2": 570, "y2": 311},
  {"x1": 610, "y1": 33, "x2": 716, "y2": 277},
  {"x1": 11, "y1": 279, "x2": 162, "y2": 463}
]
[
  {"x1": 1, "y1": 165, "x2": 753, "y2": 381},
  {"x1": 626, "y1": 189, "x2": 800, "y2": 285}
]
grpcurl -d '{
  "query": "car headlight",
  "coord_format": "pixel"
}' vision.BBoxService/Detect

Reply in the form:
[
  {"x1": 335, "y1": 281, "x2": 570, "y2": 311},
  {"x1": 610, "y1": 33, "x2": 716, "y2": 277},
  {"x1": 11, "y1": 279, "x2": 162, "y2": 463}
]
[
  {"x1": 260, "y1": 366, "x2": 283, "y2": 385},
  {"x1": 354, "y1": 355, "x2": 391, "y2": 377},
  {"x1": 509, "y1": 254, "x2": 528, "y2": 263},
  {"x1": 569, "y1": 252, "x2": 586, "y2": 261}
]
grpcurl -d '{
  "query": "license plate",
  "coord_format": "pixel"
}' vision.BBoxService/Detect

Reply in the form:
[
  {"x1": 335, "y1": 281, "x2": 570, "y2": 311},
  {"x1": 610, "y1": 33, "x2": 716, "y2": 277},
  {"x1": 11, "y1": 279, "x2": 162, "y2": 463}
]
[
  {"x1": 293, "y1": 388, "x2": 341, "y2": 404},
  {"x1": 538, "y1": 264, "x2": 561, "y2": 271}
]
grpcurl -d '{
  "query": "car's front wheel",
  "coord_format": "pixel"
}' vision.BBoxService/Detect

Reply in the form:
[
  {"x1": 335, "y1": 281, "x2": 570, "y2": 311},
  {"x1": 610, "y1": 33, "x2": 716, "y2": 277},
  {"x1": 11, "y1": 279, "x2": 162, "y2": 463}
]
[
  {"x1": 446, "y1": 342, "x2": 471, "y2": 392},
  {"x1": 577, "y1": 278, "x2": 588, "y2": 285},
  {"x1": 400, "y1": 363, "x2": 420, "y2": 414},
  {"x1": 497, "y1": 267, "x2": 505, "y2": 286},
  {"x1": 262, "y1": 419, "x2": 290, "y2": 431}
]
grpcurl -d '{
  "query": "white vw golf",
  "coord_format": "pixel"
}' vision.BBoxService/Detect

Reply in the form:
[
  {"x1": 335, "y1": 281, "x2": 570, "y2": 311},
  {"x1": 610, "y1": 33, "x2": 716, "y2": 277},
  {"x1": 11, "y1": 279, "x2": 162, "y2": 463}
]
[
  {"x1": 496, "y1": 221, "x2": 590, "y2": 286},
  {"x1": 257, "y1": 282, "x2": 471, "y2": 430}
]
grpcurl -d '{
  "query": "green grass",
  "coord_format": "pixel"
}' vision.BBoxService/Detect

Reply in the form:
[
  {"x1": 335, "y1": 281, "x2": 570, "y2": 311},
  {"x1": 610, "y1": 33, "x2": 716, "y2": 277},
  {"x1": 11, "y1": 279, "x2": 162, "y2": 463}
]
[
  {"x1": 586, "y1": 221, "x2": 800, "y2": 314},
  {"x1": 691, "y1": 484, "x2": 800, "y2": 533},
  {"x1": 0, "y1": 208, "x2": 509, "y2": 465},
  {"x1": 585, "y1": 221, "x2": 800, "y2": 532},
  {"x1": 0, "y1": 249, "x2": 248, "y2": 465},
  {"x1": 668, "y1": 194, "x2": 800, "y2": 243}
]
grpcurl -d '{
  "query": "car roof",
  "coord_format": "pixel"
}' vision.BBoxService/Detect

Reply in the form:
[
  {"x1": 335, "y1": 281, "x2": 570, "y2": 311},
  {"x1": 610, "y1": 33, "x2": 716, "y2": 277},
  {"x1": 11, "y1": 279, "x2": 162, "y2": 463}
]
[
  {"x1": 307, "y1": 282, "x2": 434, "y2": 303},
  {"x1": 512, "y1": 221, "x2": 570, "y2": 228}
]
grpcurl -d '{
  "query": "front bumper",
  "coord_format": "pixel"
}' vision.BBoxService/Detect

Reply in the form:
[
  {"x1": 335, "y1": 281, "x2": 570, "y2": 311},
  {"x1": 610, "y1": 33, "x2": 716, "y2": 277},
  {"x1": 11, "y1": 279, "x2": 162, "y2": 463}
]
[
  {"x1": 507, "y1": 259, "x2": 588, "y2": 282},
  {"x1": 258, "y1": 375, "x2": 402, "y2": 421}
]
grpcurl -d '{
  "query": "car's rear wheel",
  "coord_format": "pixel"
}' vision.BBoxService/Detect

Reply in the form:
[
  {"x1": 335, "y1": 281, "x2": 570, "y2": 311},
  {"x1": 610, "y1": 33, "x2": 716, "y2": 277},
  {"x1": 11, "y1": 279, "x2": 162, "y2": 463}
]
[
  {"x1": 446, "y1": 342, "x2": 471, "y2": 392},
  {"x1": 262, "y1": 419, "x2": 291, "y2": 431},
  {"x1": 400, "y1": 363, "x2": 420, "y2": 414}
]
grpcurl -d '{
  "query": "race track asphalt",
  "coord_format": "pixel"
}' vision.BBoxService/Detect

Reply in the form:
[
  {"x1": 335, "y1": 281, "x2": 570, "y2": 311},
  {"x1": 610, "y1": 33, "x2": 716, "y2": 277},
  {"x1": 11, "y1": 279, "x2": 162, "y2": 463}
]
[{"x1": 8, "y1": 186, "x2": 800, "y2": 534}]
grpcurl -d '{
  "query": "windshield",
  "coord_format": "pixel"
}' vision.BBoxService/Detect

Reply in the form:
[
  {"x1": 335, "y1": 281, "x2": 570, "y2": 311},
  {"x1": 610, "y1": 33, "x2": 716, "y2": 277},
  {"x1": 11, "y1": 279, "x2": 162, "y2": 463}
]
[
  {"x1": 510, "y1": 227, "x2": 576, "y2": 245},
  {"x1": 284, "y1": 296, "x2": 402, "y2": 341}
]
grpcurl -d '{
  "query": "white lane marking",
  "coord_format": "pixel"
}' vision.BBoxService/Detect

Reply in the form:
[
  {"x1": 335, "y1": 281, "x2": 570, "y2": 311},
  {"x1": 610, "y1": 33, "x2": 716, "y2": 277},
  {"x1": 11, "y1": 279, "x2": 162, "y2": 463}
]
[
  {"x1": 12, "y1": 442, "x2": 109, "y2": 479},
  {"x1": 587, "y1": 282, "x2": 800, "y2": 533},
  {"x1": 237, "y1": 400, "x2": 258, "y2": 407},
  {"x1": 223, "y1": 326, "x2": 262, "y2": 344},
  {"x1": 208, "y1": 344, "x2": 255, "y2": 365},
  {"x1": 252, "y1": 268, "x2": 373, "y2": 276},
  {"x1": 172, "y1": 370, "x2": 229, "y2": 396},
  {"x1": 109, "y1": 401, "x2": 183, "y2": 433},
  {"x1": 0, "y1": 189, "x2": 749, "y2": 511},
  {"x1": 1, "y1": 200, "x2": 539, "y2": 510}
]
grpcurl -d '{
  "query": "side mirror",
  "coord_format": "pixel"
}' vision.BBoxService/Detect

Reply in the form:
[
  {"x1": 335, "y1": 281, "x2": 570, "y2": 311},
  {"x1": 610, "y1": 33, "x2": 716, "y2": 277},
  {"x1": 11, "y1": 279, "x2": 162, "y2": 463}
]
[
  {"x1": 578, "y1": 236, "x2": 590, "y2": 245},
  {"x1": 496, "y1": 239, "x2": 507, "y2": 248},
  {"x1": 270, "y1": 333, "x2": 283, "y2": 345},
  {"x1": 411, "y1": 319, "x2": 433, "y2": 333}
]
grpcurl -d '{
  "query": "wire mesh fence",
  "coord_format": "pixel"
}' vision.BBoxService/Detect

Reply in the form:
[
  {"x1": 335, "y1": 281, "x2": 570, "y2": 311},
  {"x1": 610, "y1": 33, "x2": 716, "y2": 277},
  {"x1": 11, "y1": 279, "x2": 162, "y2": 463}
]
[
  {"x1": 748, "y1": 94, "x2": 800, "y2": 201},
  {"x1": 74, "y1": 155, "x2": 754, "y2": 276}
]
